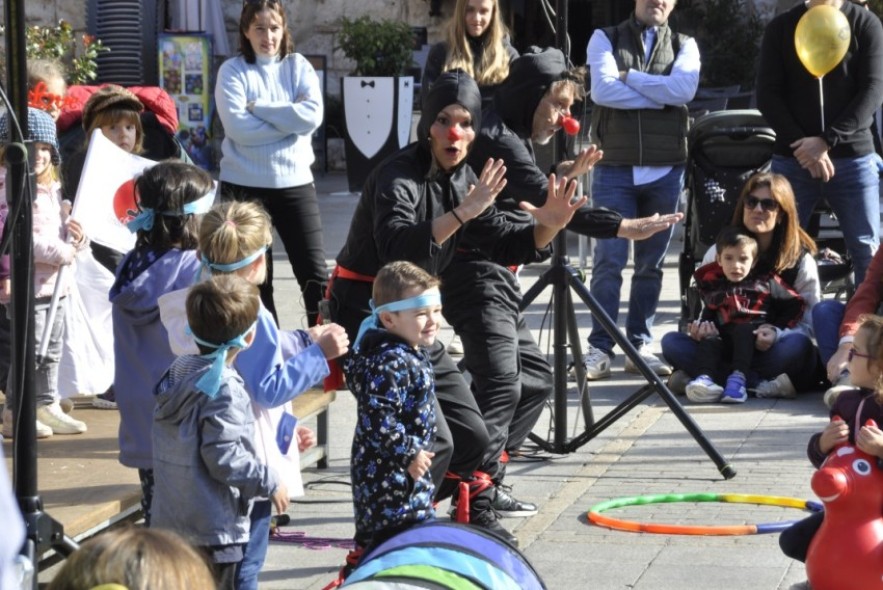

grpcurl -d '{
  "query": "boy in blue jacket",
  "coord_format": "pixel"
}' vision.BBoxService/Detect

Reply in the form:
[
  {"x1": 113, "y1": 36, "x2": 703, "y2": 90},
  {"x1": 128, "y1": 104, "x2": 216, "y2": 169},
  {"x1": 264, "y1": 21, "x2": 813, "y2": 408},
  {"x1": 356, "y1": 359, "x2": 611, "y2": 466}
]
[{"x1": 151, "y1": 274, "x2": 288, "y2": 590}]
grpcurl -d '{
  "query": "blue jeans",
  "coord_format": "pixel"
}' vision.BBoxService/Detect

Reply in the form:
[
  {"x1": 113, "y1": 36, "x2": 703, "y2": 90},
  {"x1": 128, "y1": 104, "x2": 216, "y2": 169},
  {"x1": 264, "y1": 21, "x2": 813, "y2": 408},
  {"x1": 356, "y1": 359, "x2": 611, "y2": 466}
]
[
  {"x1": 236, "y1": 500, "x2": 272, "y2": 590},
  {"x1": 660, "y1": 330, "x2": 820, "y2": 391},
  {"x1": 771, "y1": 154, "x2": 880, "y2": 286},
  {"x1": 812, "y1": 299, "x2": 846, "y2": 366},
  {"x1": 588, "y1": 165, "x2": 684, "y2": 354}
]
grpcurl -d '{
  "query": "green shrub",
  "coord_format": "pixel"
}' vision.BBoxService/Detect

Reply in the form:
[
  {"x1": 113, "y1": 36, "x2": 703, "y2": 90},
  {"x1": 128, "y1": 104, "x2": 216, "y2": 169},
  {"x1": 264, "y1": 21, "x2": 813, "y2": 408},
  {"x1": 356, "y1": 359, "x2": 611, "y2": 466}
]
[{"x1": 337, "y1": 16, "x2": 415, "y2": 77}]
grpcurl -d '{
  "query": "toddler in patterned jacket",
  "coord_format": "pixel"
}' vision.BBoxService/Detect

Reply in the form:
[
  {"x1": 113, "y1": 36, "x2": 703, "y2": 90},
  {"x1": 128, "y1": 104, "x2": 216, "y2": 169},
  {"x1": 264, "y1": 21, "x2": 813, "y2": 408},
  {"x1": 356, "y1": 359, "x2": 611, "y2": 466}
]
[{"x1": 343, "y1": 261, "x2": 441, "y2": 560}]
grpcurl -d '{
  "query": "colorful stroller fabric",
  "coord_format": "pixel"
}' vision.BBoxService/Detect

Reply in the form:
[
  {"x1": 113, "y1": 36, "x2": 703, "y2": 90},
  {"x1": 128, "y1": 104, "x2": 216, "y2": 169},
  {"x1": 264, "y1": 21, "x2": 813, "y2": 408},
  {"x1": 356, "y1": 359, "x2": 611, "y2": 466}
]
[{"x1": 342, "y1": 521, "x2": 546, "y2": 590}]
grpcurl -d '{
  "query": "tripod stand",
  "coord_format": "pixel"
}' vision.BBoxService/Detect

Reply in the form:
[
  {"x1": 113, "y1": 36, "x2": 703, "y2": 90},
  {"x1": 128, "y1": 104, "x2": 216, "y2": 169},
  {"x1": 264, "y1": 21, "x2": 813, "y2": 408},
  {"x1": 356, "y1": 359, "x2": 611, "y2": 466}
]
[{"x1": 522, "y1": 231, "x2": 735, "y2": 479}]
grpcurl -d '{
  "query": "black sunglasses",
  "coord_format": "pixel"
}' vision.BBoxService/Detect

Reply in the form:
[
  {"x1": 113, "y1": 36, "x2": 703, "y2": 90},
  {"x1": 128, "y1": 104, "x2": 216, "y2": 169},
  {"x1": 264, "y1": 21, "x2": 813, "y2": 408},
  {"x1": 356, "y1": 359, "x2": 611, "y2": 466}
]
[{"x1": 743, "y1": 195, "x2": 780, "y2": 212}]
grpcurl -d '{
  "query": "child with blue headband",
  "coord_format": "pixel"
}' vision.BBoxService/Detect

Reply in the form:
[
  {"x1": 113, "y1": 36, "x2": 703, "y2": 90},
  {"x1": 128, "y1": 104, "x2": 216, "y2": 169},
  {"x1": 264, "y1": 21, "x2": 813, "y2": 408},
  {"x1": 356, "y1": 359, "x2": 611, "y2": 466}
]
[
  {"x1": 340, "y1": 261, "x2": 441, "y2": 579},
  {"x1": 183, "y1": 200, "x2": 348, "y2": 590},
  {"x1": 152, "y1": 273, "x2": 287, "y2": 590},
  {"x1": 109, "y1": 160, "x2": 216, "y2": 525}
]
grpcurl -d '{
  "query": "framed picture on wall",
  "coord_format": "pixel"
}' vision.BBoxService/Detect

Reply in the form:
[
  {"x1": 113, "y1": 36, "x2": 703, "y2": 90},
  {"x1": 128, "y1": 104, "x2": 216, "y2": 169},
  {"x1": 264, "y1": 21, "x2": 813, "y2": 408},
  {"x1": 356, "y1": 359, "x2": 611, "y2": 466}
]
[{"x1": 158, "y1": 32, "x2": 214, "y2": 171}]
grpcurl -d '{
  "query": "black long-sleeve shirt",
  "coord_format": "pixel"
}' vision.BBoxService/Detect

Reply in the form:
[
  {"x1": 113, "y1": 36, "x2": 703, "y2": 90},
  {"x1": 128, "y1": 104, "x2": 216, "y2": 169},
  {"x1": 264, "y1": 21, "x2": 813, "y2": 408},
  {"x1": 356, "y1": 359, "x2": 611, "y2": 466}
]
[{"x1": 756, "y1": 2, "x2": 883, "y2": 158}]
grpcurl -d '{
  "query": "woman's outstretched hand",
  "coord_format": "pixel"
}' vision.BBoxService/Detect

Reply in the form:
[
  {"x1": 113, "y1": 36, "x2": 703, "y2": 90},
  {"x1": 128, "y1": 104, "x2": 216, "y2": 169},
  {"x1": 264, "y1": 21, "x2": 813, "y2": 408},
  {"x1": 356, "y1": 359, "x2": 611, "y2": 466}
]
[
  {"x1": 520, "y1": 174, "x2": 588, "y2": 231},
  {"x1": 460, "y1": 158, "x2": 507, "y2": 221}
]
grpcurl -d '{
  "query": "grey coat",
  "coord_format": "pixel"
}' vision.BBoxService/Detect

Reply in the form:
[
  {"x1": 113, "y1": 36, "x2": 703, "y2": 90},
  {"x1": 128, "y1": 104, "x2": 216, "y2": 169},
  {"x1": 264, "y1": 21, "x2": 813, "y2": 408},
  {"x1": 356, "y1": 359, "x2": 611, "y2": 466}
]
[{"x1": 151, "y1": 355, "x2": 277, "y2": 547}]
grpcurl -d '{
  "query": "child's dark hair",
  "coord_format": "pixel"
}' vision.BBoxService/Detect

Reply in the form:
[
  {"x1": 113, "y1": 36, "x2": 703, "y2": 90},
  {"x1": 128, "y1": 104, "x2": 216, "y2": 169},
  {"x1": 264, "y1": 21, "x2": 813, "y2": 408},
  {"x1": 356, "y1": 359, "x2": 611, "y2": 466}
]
[
  {"x1": 715, "y1": 226, "x2": 758, "y2": 259},
  {"x1": 187, "y1": 274, "x2": 260, "y2": 355},
  {"x1": 373, "y1": 261, "x2": 441, "y2": 307},
  {"x1": 134, "y1": 160, "x2": 213, "y2": 251}
]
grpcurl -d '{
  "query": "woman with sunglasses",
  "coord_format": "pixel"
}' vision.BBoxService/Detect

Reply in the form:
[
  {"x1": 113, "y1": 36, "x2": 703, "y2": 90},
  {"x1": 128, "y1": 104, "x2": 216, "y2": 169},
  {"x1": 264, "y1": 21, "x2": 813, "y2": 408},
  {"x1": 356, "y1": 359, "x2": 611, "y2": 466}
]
[
  {"x1": 662, "y1": 172, "x2": 821, "y2": 398},
  {"x1": 215, "y1": 0, "x2": 327, "y2": 328}
]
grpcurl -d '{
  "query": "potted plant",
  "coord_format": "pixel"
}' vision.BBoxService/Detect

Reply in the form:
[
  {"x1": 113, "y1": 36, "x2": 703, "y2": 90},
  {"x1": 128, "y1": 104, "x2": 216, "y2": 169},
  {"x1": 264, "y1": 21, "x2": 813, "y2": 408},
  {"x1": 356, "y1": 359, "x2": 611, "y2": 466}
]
[{"x1": 337, "y1": 16, "x2": 417, "y2": 192}]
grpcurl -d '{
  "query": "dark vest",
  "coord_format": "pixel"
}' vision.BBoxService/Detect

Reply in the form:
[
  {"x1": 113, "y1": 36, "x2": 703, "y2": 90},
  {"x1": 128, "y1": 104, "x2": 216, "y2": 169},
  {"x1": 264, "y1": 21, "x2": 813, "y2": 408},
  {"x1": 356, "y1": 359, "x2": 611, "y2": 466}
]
[{"x1": 590, "y1": 18, "x2": 691, "y2": 166}]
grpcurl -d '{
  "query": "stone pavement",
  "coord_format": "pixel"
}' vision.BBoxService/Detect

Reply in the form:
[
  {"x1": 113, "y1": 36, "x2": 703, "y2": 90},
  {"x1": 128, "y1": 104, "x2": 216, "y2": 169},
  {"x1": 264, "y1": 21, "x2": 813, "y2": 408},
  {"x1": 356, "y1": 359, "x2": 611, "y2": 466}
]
[{"x1": 257, "y1": 172, "x2": 824, "y2": 589}]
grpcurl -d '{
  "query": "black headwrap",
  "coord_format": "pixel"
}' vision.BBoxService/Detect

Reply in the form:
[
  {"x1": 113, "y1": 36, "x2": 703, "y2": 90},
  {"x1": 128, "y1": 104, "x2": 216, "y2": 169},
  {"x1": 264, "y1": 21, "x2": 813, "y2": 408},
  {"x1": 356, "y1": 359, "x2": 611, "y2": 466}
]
[
  {"x1": 417, "y1": 69, "x2": 483, "y2": 159},
  {"x1": 494, "y1": 46, "x2": 569, "y2": 136}
]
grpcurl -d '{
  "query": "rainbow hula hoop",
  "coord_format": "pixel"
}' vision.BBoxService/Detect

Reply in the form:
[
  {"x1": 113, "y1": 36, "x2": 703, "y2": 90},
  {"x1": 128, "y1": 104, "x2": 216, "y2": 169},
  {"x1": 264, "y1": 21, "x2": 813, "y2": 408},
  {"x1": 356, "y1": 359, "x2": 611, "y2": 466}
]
[{"x1": 587, "y1": 493, "x2": 822, "y2": 535}]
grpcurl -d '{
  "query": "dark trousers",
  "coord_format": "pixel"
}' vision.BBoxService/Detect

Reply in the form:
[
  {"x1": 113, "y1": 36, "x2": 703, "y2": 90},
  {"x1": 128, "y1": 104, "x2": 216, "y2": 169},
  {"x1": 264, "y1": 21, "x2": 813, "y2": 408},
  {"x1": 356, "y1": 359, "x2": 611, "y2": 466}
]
[
  {"x1": 222, "y1": 181, "x2": 328, "y2": 326},
  {"x1": 695, "y1": 323, "x2": 756, "y2": 384},
  {"x1": 329, "y1": 276, "x2": 488, "y2": 500},
  {"x1": 442, "y1": 260, "x2": 552, "y2": 481},
  {"x1": 779, "y1": 511, "x2": 823, "y2": 562}
]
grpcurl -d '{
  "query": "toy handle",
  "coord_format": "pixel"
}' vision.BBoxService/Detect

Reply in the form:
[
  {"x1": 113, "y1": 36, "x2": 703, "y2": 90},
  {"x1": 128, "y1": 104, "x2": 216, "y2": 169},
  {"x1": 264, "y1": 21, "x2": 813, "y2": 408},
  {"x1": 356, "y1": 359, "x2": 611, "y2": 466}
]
[
  {"x1": 832, "y1": 414, "x2": 843, "y2": 422},
  {"x1": 866, "y1": 419, "x2": 879, "y2": 429}
]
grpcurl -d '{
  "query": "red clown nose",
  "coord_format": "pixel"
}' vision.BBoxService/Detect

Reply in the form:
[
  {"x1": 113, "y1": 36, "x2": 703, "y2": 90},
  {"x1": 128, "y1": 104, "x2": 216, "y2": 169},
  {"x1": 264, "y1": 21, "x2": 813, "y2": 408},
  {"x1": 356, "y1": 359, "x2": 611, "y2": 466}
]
[
  {"x1": 561, "y1": 115, "x2": 580, "y2": 136},
  {"x1": 447, "y1": 127, "x2": 464, "y2": 141}
]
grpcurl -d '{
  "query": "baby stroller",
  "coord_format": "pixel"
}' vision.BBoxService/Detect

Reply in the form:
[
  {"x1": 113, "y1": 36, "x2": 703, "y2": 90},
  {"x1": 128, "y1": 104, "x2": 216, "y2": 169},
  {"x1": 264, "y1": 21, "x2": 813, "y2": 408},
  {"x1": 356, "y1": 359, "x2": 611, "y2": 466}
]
[{"x1": 678, "y1": 109, "x2": 853, "y2": 327}]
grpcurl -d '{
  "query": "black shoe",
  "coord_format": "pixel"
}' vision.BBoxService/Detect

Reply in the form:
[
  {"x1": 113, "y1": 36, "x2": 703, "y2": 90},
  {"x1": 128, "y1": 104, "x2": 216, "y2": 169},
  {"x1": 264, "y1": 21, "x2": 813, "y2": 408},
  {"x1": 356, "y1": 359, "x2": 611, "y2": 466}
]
[
  {"x1": 492, "y1": 484, "x2": 538, "y2": 517},
  {"x1": 470, "y1": 504, "x2": 519, "y2": 547}
]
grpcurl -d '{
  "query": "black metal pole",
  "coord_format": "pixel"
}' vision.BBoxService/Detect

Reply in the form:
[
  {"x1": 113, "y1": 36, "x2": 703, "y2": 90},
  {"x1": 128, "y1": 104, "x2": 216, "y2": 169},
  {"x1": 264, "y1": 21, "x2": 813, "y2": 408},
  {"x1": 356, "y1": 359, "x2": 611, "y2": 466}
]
[{"x1": 5, "y1": 2, "x2": 79, "y2": 581}]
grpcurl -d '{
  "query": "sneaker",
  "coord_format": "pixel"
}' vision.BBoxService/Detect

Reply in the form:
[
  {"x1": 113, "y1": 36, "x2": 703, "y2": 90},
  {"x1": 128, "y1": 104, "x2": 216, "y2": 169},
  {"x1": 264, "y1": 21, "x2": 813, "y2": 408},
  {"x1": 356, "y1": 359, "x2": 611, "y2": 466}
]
[
  {"x1": 720, "y1": 371, "x2": 747, "y2": 404},
  {"x1": 667, "y1": 370, "x2": 690, "y2": 396},
  {"x1": 92, "y1": 387, "x2": 118, "y2": 410},
  {"x1": 823, "y1": 371, "x2": 853, "y2": 409},
  {"x1": 446, "y1": 335, "x2": 464, "y2": 356},
  {"x1": 492, "y1": 484, "x2": 538, "y2": 517},
  {"x1": 624, "y1": 348, "x2": 673, "y2": 376},
  {"x1": 583, "y1": 346, "x2": 612, "y2": 380},
  {"x1": 685, "y1": 375, "x2": 724, "y2": 403},
  {"x1": 470, "y1": 498, "x2": 518, "y2": 547},
  {"x1": 753, "y1": 373, "x2": 797, "y2": 400},
  {"x1": 2, "y1": 407, "x2": 53, "y2": 439},
  {"x1": 37, "y1": 402, "x2": 86, "y2": 435}
]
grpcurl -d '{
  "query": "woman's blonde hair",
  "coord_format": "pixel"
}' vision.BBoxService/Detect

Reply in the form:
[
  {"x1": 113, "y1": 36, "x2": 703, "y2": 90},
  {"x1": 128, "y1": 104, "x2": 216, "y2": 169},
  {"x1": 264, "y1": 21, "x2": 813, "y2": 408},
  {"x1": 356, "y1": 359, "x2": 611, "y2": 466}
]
[
  {"x1": 45, "y1": 527, "x2": 216, "y2": 590},
  {"x1": 731, "y1": 172, "x2": 816, "y2": 273},
  {"x1": 199, "y1": 201, "x2": 273, "y2": 281},
  {"x1": 443, "y1": 0, "x2": 511, "y2": 86}
]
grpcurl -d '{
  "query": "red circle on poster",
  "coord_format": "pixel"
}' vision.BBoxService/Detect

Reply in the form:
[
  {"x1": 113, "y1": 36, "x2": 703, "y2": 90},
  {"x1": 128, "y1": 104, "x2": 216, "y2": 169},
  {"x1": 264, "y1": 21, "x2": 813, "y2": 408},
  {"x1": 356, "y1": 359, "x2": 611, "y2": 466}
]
[{"x1": 112, "y1": 179, "x2": 138, "y2": 225}]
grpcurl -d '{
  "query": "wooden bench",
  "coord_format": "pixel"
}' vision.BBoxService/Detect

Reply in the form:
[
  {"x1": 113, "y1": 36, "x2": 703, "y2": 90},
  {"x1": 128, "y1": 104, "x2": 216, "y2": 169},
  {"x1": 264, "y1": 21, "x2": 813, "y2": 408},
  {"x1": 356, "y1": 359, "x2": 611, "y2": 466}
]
[{"x1": 291, "y1": 388, "x2": 336, "y2": 469}]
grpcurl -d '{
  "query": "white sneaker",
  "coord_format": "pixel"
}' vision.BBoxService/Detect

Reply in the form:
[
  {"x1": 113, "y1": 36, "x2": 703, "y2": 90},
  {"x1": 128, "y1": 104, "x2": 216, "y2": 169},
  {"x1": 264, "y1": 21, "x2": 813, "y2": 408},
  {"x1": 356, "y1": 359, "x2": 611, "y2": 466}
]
[
  {"x1": 823, "y1": 371, "x2": 853, "y2": 409},
  {"x1": 37, "y1": 402, "x2": 86, "y2": 435},
  {"x1": 754, "y1": 373, "x2": 797, "y2": 399},
  {"x1": 624, "y1": 348, "x2": 672, "y2": 376},
  {"x1": 2, "y1": 407, "x2": 53, "y2": 439},
  {"x1": 446, "y1": 335, "x2": 464, "y2": 356},
  {"x1": 685, "y1": 375, "x2": 724, "y2": 403},
  {"x1": 583, "y1": 346, "x2": 612, "y2": 380}
]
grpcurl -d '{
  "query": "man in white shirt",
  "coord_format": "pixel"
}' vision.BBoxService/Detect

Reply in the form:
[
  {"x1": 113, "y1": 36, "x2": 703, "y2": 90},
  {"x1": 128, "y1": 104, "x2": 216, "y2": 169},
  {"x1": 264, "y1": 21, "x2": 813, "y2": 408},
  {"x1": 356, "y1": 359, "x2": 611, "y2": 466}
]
[{"x1": 583, "y1": 0, "x2": 700, "y2": 380}]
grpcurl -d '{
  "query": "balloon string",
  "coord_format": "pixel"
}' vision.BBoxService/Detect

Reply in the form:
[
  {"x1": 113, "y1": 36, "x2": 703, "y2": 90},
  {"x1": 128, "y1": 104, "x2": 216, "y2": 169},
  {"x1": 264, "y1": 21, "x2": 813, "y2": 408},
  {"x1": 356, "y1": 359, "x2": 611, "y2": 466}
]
[{"x1": 818, "y1": 76, "x2": 825, "y2": 131}]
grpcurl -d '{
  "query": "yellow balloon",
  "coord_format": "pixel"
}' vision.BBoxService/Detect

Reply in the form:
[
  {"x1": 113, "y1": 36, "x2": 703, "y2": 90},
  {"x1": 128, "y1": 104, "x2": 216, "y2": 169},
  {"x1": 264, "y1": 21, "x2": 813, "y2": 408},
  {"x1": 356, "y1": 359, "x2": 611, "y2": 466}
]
[{"x1": 795, "y1": 5, "x2": 851, "y2": 78}]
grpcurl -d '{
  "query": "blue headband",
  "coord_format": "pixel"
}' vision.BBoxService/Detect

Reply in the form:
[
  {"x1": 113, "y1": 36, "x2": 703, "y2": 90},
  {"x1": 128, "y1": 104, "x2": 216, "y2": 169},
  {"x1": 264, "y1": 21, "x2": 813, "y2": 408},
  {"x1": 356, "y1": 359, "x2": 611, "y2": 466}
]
[
  {"x1": 126, "y1": 187, "x2": 217, "y2": 233},
  {"x1": 354, "y1": 292, "x2": 442, "y2": 350},
  {"x1": 201, "y1": 245, "x2": 269, "y2": 274},
  {"x1": 189, "y1": 321, "x2": 256, "y2": 397}
]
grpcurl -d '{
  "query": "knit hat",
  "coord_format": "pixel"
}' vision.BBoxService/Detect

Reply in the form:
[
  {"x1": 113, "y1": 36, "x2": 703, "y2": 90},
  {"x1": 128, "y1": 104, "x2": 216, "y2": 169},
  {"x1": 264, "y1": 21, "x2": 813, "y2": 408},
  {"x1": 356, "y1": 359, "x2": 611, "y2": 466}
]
[
  {"x1": 81, "y1": 84, "x2": 143, "y2": 132},
  {"x1": 0, "y1": 107, "x2": 61, "y2": 166}
]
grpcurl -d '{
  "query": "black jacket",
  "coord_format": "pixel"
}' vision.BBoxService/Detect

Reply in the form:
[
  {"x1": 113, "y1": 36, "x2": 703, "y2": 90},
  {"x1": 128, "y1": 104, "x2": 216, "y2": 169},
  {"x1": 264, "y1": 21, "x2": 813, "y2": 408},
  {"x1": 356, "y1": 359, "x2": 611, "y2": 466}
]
[
  {"x1": 468, "y1": 47, "x2": 623, "y2": 240},
  {"x1": 757, "y1": 2, "x2": 883, "y2": 157},
  {"x1": 336, "y1": 70, "x2": 550, "y2": 278}
]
